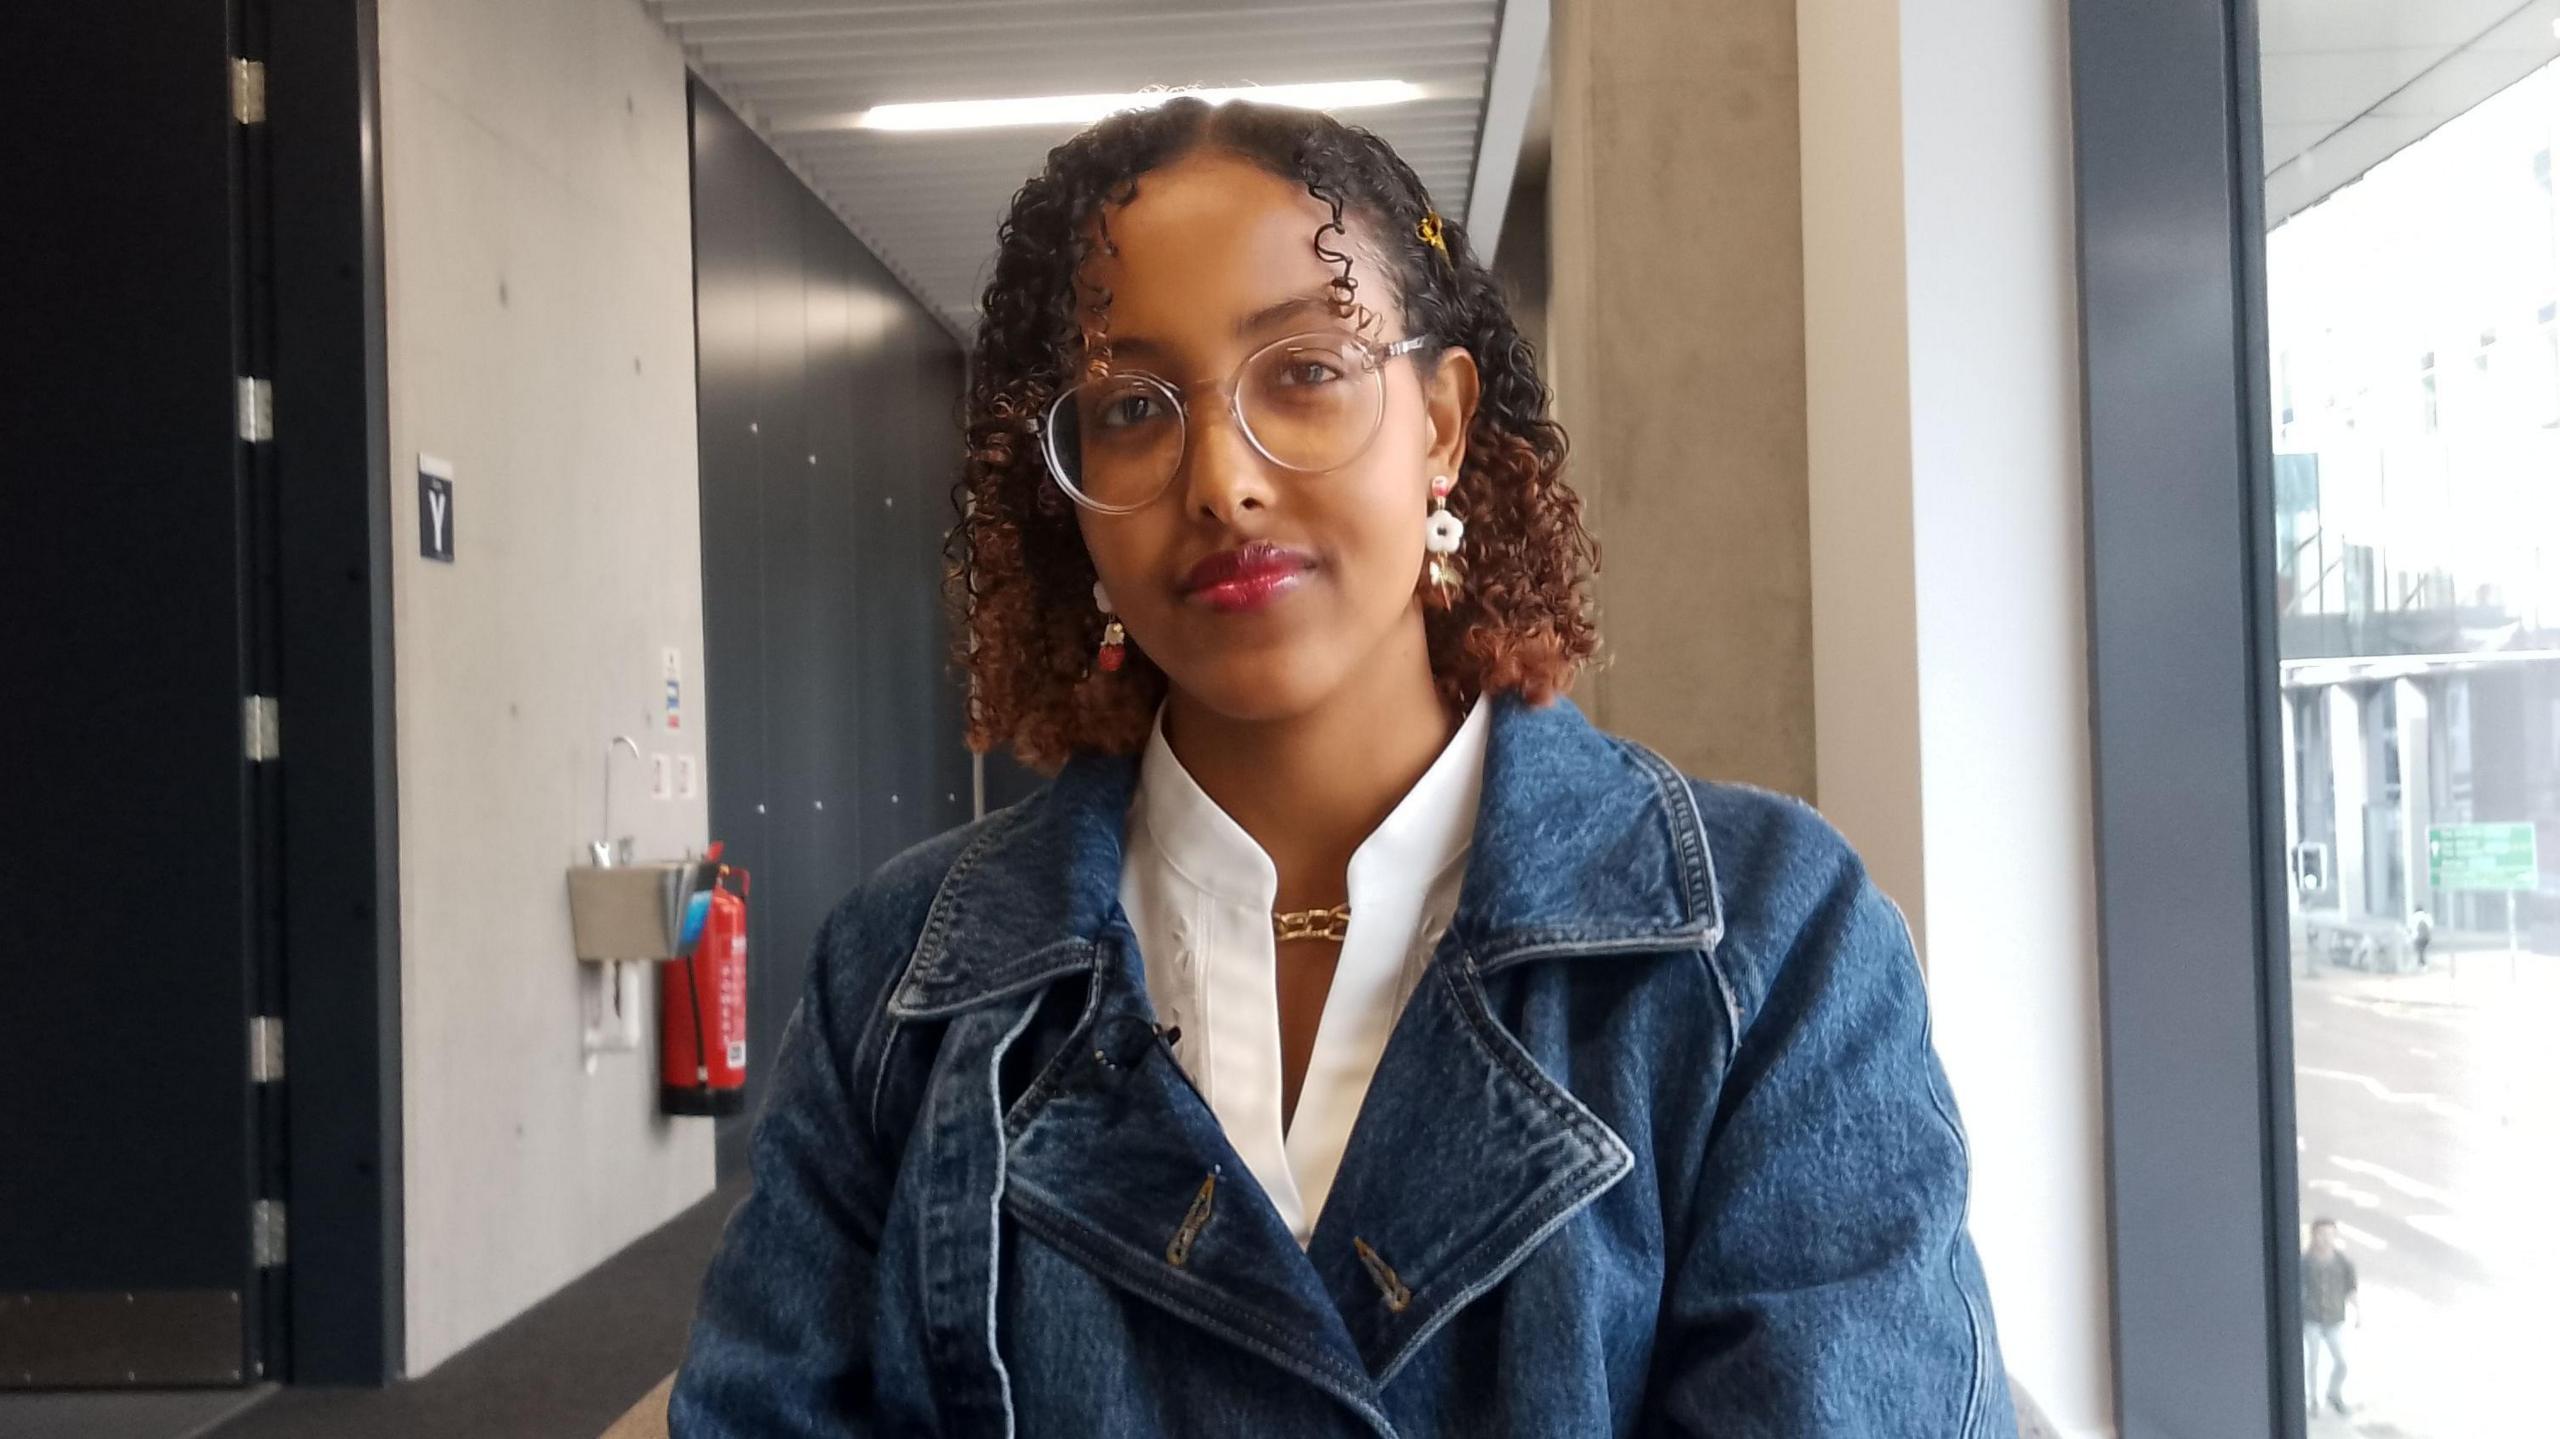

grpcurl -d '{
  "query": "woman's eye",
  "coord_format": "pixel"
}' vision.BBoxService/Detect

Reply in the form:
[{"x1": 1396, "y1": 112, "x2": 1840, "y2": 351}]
[
  {"x1": 1098, "y1": 393, "x2": 1167, "y2": 428},
  {"x1": 1281, "y1": 358, "x2": 1347, "y2": 386}
]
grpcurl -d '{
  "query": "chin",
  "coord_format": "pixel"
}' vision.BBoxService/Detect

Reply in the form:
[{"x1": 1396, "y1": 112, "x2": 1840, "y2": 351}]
[{"x1": 1157, "y1": 644, "x2": 1345, "y2": 725}]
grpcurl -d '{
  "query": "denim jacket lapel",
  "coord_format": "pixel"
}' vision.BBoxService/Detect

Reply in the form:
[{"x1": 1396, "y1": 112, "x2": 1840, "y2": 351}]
[
  {"x1": 999, "y1": 923, "x2": 1398, "y2": 1435},
  {"x1": 1275, "y1": 699, "x2": 1719, "y2": 1382},
  {"x1": 1299, "y1": 933, "x2": 1637, "y2": 1384}
]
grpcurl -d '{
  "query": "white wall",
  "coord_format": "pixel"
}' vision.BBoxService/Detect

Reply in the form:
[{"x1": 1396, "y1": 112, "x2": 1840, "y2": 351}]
[
  {"x1": 379, "y1": 0, "x2": 713, "y2": 1374},
  {"x1": 1799, "y1": 3, "x2": 2113, "y2": 1435}
]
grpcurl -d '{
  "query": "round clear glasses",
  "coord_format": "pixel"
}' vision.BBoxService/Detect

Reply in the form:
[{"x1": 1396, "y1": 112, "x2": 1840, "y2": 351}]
[{"x1": 1038, "y1": 331, "x2": 1434, "y2": 513}]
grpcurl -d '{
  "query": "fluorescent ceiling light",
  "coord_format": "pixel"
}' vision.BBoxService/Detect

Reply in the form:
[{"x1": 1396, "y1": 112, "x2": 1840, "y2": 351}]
[{"x1": 840, "y1": 80, "x2": 1423, "y2": 133}]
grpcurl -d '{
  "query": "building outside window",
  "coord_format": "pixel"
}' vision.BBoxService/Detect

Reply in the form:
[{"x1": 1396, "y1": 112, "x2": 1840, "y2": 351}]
[{"x1": 2261, "y1": 48, "x2": 2560, "y2": 1439}]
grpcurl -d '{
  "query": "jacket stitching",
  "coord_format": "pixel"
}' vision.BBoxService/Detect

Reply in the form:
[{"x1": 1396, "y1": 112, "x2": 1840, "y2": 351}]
[
  {"x1": 1473, "y1": 926, "x2": 1717, "y2": 974},
  {"x1": 1883, "y1": 893, "x2": 1994, "y2": 1439},
  {"x1": 890, "y1": 801, "x2": 1041, "y2": 1011},
  {"x1": 1001, "y1": 967, "x2": 1109, "y2": 1140},
  {"x1": 862, "y1": 807, "x2": 1037, "y2": 1132},
  {"x1": 976, "y1": 993, "x2": 1046, "y2": 1439},
  {"x1": 1612, "y1": 738, "x2": 1727, "y2": 948},
  {"x1": 1004, "y1": 1180, "x2": 1399, "y2": 1438},
  {"x1": 1361, "y1": 958, "x2": 1638, "y2": 1384}
]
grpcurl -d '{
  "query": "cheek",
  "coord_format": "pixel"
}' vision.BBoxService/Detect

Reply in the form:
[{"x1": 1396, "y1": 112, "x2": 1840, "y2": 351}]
[
  {"x1": 1317, "y1": 455, "x2": 1427, "y2": 587},
  {"x1": 1326, "y1": 400, "x2": 1434, "y2": 568},
  {"x1": 1075, "y1": 512, "x2": 1153, "y2": 608}
]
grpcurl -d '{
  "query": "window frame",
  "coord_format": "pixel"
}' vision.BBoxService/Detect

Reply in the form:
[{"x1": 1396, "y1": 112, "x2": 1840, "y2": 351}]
[{"x1": 2067, "y1": 0, "x2": 2307, "y2": 1433}]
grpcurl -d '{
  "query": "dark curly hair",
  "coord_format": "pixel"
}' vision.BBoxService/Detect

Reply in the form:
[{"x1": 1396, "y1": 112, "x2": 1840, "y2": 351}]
[{"x1": 948, "y1": 96, "x2": 1598, "y2": 771}]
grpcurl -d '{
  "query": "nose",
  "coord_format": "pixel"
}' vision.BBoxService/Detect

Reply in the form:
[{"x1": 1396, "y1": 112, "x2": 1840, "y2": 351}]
[{"x1": 1177, "y1": 394, "x2": 1276, "y2": 527}]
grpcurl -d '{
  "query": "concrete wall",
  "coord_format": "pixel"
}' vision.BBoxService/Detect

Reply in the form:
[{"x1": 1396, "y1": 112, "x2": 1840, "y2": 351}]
[
  {"x1": 1801, "y1": 2, "x2": 2111, "y2": 1434},
  {"x1": 1548, "y1": 0, "x2": 1815, "y2": 795},
  {"x1": 379, "y1": 0, "x2": 713, "y2": 1374}
]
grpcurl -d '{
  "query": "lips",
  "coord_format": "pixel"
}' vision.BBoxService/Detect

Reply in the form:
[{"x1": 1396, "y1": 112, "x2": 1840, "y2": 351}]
[{"x1": 1179, "y1": 541, "x2": 1316, "y2": 613}]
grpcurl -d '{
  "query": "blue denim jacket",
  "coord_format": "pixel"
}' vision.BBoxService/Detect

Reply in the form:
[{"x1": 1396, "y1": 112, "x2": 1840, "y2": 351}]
[{"x1": 672, "y1": 694, "x2": 2015, "y2": 1437}]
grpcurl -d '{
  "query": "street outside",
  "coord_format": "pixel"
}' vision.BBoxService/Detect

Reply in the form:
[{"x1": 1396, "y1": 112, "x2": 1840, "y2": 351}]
[{"x1": 2291, "y1": 939, "x2": 2560, "y2": 1438}]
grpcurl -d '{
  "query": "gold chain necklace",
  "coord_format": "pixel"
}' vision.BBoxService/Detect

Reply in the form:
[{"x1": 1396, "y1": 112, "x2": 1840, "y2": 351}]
[{"x1": 1272, "y1": 904, "x2": 1351, "y2": 943}]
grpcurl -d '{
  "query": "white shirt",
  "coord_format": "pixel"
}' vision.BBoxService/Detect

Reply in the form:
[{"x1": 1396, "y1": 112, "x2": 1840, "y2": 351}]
[{"x1": 1118, "y1": 697, "x2": 1491, "y2": 1246}]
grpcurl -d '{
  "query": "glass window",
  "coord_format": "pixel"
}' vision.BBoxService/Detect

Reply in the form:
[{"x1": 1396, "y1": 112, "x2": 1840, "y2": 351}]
[
  {"x1": 2540, "y1": 301, "x2": 2558, "y2": 427},
  {"x1": 2257, "y1": 15, "x2": 2560, "y2": 1434}
]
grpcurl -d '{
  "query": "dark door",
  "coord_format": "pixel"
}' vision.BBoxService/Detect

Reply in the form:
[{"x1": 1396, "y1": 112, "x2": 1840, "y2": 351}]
[{"x1": 1, "y1": 0, "x2": 273, "y2": 1386}]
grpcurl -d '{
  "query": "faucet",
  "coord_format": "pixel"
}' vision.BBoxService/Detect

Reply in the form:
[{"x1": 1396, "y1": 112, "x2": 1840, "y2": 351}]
[{"x1": 594, "y1": 735, "x2": 642, "y2": 867}]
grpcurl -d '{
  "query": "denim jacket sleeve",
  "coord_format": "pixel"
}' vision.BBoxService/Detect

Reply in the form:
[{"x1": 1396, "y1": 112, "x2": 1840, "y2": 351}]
[
  {"x1": 669, "y1": 890, "x2": 895, "y2": 1439},
  {"x1": 1643, "y1": 794, "x2": 2015, "y2": 1437}
]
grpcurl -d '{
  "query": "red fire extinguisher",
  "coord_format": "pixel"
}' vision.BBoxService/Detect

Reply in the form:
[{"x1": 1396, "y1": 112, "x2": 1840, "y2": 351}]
[{"x1": 661, "y1": 850, "x2": 748, "y2": 1116}]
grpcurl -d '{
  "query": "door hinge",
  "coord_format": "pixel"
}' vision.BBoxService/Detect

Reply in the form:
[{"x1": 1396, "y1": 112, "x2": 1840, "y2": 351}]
[
  {"x1": 244, "y1": 695, "x2": 281, "y2": 762},
  {"x1": 252, "y1": 1200, "x2": 287, "y2": 1269},
  {"x1": 249, "y1": 1016, "x2": 285, "y2": 1083},
  {"x1": 231, "y1": 59, "x2": 267, "y2": 124},
  {"x1": 237, "y1": 377, "x2": 273, "y2": 442}
]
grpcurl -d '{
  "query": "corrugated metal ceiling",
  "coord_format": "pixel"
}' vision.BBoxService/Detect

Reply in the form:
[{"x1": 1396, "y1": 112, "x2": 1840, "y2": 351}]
[{"x1": 645, "y1": 0, "x2": 1508, "y2": 336}]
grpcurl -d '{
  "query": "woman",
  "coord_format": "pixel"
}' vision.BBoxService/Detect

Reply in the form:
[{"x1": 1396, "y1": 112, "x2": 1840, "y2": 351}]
[{"x1": 673, "y1": 97, "x2": 2014, "y2": 1437}]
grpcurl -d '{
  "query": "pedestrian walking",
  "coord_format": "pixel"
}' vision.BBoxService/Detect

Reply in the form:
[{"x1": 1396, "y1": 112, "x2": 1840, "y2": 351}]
[{"x1": 2302, "y1": 1218, "x2": 2360, "y2": 1416}]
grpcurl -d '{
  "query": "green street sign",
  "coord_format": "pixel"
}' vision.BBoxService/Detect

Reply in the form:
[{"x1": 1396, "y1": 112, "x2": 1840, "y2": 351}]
[{"x1": 2427, "y1": 822, "x2": 2539, "y2": 893}]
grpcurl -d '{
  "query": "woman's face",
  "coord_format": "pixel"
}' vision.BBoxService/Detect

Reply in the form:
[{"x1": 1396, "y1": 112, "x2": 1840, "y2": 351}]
[{"x1": 1070, "y1": 150, "x2": 1477, "y2": 724}]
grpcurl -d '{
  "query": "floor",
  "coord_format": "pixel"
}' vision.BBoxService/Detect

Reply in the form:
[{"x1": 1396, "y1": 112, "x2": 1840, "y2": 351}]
[
  {"x1": 3, "y1": 1178, "x2": 741, "y2": 1439},
  {"x1": 0, "y1": 1387, "x2": 272, "y2": 1439}
]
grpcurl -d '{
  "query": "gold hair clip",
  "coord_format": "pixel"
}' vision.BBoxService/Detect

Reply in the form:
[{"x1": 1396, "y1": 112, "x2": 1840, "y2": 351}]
[{"x1": 1417, "y1": 211, "x2": 1448, "y2": 258}]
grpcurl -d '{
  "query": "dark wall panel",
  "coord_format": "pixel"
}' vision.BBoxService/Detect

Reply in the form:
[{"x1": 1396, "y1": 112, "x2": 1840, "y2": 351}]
[
  {"x1": 747, "y1": 163, "x2": 812, "y2": 1127},
  {"x1": 266, "y1": 0, "x2": 404, "y2": 1382},
  {"x1": 688, "y1": 83, "x2": 969, "y2": 1173},
  {"x1": 799, "y1": 210, "x2": 864, "y2": 1017},
  {"x1": 690, "y1": 88, "x2": 769, "y2": 1184}
]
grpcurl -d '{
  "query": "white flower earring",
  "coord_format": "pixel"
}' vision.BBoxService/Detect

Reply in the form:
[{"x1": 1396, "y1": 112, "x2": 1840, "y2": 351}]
[
  {"x1": 1425, "y1": 474, "x2": 1465, "y2": 594},
  {"x1": 1092, "y1": 580, "x2": 1127, "y2": 673}
]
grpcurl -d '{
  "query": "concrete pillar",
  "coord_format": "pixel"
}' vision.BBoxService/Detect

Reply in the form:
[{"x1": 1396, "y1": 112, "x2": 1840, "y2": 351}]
[
  {"x1": 2327, "y1": 685, "x2": 2370, "y2": 919},
  {"x1": 2282, "y1": 692, "x2": 2310, "y2": 975},
  {"x1": 2293, "y1": 691, "x2": 2314, "y2": 870},
  {"x1": 2363, "y1": 686, "x2": 2397, "y2": 914},
  {"x1": 1547, "y1": 0, "x2": 1813, "y2": 797},
  {"x1": 2395, "y1": 676, "x2": 2433, "y2": 921}
]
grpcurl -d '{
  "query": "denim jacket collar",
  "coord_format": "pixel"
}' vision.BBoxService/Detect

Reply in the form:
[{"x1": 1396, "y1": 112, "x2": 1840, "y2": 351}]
[{"x1": 886, "y1": 692, "x2": 1723, "y2": 1024}]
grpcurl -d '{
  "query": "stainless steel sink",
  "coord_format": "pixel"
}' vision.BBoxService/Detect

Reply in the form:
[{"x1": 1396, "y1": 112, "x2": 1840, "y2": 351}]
[{"x1": 566, "y1": 860, "x2": 710, "y2": 963}]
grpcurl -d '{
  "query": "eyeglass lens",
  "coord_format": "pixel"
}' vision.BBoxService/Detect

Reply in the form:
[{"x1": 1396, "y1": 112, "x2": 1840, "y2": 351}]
[{"x1": 1045, "y1": 333, "x2": 1387, "y2": 509}]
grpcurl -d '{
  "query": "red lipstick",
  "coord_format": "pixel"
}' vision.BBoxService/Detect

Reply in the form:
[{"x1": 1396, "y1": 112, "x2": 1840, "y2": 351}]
[{"x1": 1179, "y1": 541, "x2": 1315, "y2": 613}]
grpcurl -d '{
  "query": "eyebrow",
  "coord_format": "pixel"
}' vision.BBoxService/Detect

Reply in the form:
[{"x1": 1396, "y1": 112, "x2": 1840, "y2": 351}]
[{"x1": 1102, "y1": 291, "x2": 1339, "y2": 362}]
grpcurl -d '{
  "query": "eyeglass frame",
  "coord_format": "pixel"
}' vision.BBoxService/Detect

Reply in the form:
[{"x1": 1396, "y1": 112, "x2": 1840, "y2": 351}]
[{"x1": 1033, "y1": 330, "x2": 1437, "y2": 514}]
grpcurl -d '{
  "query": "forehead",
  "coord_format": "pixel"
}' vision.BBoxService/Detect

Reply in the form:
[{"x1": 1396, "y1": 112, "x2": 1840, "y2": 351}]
[{"x1": 1082, "y1": 150, "x2": 1366, "y2": 359}]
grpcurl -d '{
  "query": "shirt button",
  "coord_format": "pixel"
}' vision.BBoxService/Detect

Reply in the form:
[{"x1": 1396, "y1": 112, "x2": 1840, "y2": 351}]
[
  {"x1": 1174, "y1": 946, "x2": 1198, "y2": 979},
  {"x1": 1171, "y1": 915, "x2": 1194, "y2": 945}
]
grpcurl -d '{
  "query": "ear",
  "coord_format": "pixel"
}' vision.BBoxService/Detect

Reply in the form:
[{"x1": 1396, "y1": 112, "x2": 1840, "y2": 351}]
[{"x1": 1422, "y1": 346, "x2": 1480, "y2": 481}]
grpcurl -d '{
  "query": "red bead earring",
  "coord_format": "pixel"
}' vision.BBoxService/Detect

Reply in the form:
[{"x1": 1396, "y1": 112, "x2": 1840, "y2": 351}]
[{"x1": 1093, "y1": 581, "x2": 1126, "y2": 673}]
